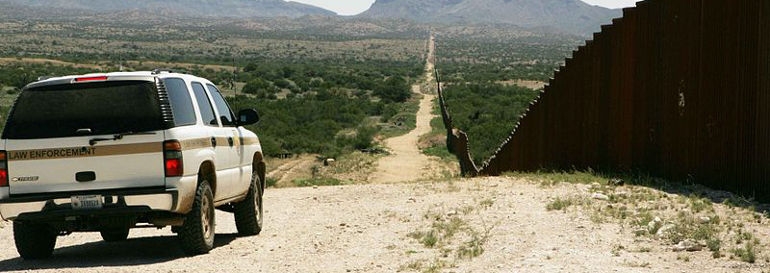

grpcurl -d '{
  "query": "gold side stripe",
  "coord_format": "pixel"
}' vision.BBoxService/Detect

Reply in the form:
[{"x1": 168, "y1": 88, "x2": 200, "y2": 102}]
[
  {"x1": 7, "y1": 137, "x2": 261, "y2": 161},
  {"x1": 181, "y1": 137, "x2": 260, "y2": 149},
  {"x1": 216, "y1": 137, "x2": 231, "y2": 147},
  {"x1": 8, "y1": 142, "x2": 161, "y2": 161},
  {"x1": 242, "y1": 137, "x2": 259, "y2": 145},
  {"x1": 181, "y1": 138, "x2": 212, "y2": 150},
  {"x1": 180, "y1": 137, "x2": 234, "y2": 149}
]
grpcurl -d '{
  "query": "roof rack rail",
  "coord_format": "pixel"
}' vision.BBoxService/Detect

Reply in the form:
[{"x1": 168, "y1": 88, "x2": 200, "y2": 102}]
[
  {"x1": 37, "y1": 76, "x2": 55, "y2": 81},
  {"x1": 151, "y1": 68, "x2": 183, "y2": 75}
]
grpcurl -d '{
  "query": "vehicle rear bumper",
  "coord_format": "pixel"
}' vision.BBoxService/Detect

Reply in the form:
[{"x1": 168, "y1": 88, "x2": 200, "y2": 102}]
[{"x1": 0, "y1": 187, "x2": 179, "y2": 221}]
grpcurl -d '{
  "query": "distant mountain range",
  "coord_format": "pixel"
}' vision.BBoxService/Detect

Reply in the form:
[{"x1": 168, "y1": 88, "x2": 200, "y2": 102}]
[
  {"x1": 0, "y1": 0, "x2": 622, "y2": 35},
  {"x1": 359, "y1": 0, "x2": 622, "y2": 35},
  {"x1": 0, "y1": 0, "x2": 335, "y2": 18}
]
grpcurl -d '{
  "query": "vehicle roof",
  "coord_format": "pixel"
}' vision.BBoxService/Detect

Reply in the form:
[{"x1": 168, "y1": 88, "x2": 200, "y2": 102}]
[{"x1": 24, "y1": 71, "x2": 211, "y2": 90}]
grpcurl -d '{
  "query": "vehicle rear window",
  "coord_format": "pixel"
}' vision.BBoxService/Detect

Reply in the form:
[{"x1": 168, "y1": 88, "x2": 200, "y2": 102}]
[{"x1": 3, "y1": 81, "x2": 164, "y2": 139}]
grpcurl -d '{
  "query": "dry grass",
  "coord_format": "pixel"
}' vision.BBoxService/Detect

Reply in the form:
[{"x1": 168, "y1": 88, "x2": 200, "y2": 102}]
[
  {"x1": 404, "y1": 199, "x2": 496, "y2": 272},
  {"x1": 320, "y1": 151, "x2": 381, "y2": 184},
  {"x1": 506, "y1": 171, "x2": 770, "y2": 264}
]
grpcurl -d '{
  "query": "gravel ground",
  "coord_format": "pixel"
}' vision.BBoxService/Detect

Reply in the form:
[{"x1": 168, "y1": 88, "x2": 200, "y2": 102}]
[{"x1": 1, "y1": 177, "x2": 768, "y2": 273}]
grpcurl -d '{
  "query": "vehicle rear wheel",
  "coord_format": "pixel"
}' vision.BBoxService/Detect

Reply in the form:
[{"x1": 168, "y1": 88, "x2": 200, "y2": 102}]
[
  {"x1": 234, "y1": 172, "x2": 263, "y2": 236},
  {"x1": 178, "y1": 180, "x2": 215, "y2": 255},
  {"x1": 100, "y1": 228, "x2": 130, "y2": 242},
  {"x1": 13, "y1": 221, "x2": 56, "y2": 259}
]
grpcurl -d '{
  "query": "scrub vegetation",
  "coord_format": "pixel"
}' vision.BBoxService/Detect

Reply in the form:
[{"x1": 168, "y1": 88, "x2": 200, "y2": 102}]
[
  {"x1": 0, "y1": 17, "x2": 428, "y2": 158},
  {"x1": 508, "y1": 170, "x2": 770, "y2": 264}
]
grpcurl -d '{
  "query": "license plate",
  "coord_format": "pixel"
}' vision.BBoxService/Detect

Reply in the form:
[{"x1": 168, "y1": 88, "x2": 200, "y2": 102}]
[{"x1": 71, "y1": 195, "x2": 103, "y2": 210}]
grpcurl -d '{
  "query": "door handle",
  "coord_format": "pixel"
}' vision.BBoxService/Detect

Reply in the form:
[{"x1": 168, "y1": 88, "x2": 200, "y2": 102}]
[
  {"x1": 210, "y1": 137, "x2": 217, "y2": 147},
  {"x1": 228, "y1": 137, "x2": 234, "y2": 147}
]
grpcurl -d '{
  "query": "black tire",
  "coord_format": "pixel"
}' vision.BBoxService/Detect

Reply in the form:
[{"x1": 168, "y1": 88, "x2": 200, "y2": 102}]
[
  {"x1": 13, "y1": 221, "x2": 56, "y2": 259},
  {"x1": 234, "y1": 172, "x2": 263, "y2": 236},
  {"x1": 100, "y1": 228, "x2": 130, "y2": 242},
  {"x1": 178, "y1": 180, "x2": 215, "y2": 255}
]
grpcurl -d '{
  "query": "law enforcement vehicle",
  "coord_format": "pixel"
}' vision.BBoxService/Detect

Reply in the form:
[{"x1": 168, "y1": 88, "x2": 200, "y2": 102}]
[{"x1": 0, "y1": 70, "x2": 266, "y2": 259}]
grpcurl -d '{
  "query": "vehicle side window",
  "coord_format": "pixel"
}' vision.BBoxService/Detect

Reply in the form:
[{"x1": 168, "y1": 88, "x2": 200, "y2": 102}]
[
  {"x1": 163, "y1": 78, "x2": 196, "y2": 127},
  {"x1": 191, "y1": 82, "x2": 218, "y2": 126},
  {"x1": 207, "y1": 84, "x2": 236, "y2": 127}
]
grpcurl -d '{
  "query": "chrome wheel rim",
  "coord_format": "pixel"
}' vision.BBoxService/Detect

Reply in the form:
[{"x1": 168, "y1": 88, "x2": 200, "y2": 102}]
[
  {"x1": 255, "y1": 187, "x2": 262, "y2": 222},
  {"x1": 201, "y1": 194, "x2": 213, "y2": 239}
]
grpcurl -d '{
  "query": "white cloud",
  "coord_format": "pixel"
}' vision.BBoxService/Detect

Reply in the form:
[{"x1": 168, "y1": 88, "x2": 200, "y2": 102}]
[
  {"x1": 287, "y1": 0, "x2": 638, "y2": 16},
  {"x1": 580, "y1": 0, "x2": 638, "y2": 9},
  {"x1": 287, "y1": 0, "x2": 375, "y2": 16}
]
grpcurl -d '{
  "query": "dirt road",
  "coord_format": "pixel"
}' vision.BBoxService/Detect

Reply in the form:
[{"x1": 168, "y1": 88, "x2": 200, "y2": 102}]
[{"x1": 370, "y1": 35, "x2": 438, "y2": 184}]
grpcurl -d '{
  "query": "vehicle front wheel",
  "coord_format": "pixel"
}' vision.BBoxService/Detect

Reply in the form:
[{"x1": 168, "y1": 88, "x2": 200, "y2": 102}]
[
  {"x1": 234, "y1": 172, "x2": 263, "y2": 236},
  {"x1": 14, "y1": 221, "x2": 56, "y2": 259},
  {"x1": 178, "y1": 180, "x2": 215, "y2": 255}
]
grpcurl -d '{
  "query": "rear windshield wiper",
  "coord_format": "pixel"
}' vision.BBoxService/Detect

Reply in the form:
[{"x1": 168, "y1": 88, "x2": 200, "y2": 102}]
[{"x1": 89, "y1": 131, "x2": 157, "y2": 146}]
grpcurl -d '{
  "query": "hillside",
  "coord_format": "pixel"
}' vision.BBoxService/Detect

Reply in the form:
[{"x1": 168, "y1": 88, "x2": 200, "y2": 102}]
[
  {"x1": 0, "y1": 0, "x2": 335, "y2": 18},
  {"x1": 0, "y1": 0, "x2": 620, "y2": 35},
  {"x1": 359, "y1": 0, "x2": 622, "y2": 35}
]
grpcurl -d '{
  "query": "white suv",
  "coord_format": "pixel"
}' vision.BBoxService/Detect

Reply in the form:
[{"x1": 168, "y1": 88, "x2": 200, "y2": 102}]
[{"x1": 0, "y1": 70, "x2": 266, "y2": 259}]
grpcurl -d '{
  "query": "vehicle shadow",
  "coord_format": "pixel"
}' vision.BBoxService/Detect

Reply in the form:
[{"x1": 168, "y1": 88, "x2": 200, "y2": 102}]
[{"x1": 0, "y1": 233, "x2": 239, "y2": 271}]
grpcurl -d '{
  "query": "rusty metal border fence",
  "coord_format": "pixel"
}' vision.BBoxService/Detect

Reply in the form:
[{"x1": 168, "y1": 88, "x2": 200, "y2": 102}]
[
  {"x1": 435, "y1": 70, "x2": 479, "y2": 176},
  {"x1": 461, "y1": 0, "x2": 770, "y2": 200}
]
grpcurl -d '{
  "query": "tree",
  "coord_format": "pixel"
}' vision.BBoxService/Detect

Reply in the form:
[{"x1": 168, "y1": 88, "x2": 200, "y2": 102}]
[
  {"x1": 274, "y1": 79, "x2": 292, "y2": 89},
  {"x1": 242, "y1": 78, "x2": 271, "y2": 95},
  {"x1": 373, "y1": 76, "x2": 411, "y2": 103},
  {"x1": 243, "y1": 62, "x2": 259, "y2": 73}
]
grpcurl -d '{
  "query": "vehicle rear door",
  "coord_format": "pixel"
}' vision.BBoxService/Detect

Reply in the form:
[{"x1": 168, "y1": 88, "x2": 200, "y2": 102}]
[
  {"x1": 190, "y1": 82, "x2": 237, "y2": 201},
  {"x1": 3, "y1": 79, "x2": 167, "y2": 195}
]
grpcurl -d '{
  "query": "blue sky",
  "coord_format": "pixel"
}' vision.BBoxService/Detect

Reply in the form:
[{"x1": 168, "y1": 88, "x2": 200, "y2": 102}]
[{"x1": 288, "y1": 0, "x2": 639, "y2": 16}]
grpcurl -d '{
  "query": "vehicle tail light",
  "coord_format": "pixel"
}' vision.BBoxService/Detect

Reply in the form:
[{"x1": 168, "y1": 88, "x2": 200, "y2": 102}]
[
  {"x1": 74, "y1": 76, "x2": 108, "y2": 83},
  {"x1": 0, "y1": 151, "x2": 8, "y2": 187},
  {"x1": 164, "y1": 141, "x2": 183, "y2": 177}
]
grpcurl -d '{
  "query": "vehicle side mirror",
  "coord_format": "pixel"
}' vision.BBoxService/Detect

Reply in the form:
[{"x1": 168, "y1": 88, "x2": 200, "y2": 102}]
[{"x1": 237, "y1": 109, "x2": 260, "y2": 126}]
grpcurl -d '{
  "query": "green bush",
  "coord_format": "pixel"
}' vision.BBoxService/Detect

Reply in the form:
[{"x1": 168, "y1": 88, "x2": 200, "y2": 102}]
[
  {"x1": 373, "y1": 76, "x2": 411, "y2": 103},
  {"x1": 228, "y1": 94, "x2": 384, "y2": 158},
  {"x1": 242, "y1": 78, "x2": 273, "y2": 95}
]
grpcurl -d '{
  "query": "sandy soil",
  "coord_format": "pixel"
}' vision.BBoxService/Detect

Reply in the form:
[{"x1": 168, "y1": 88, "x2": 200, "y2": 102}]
[
  {"x1": 266, "y1": 155, "x2": 320, "y2": 187},
  {"x1": 370, "y1": 35, "x2": 439, "y2": 184}
]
